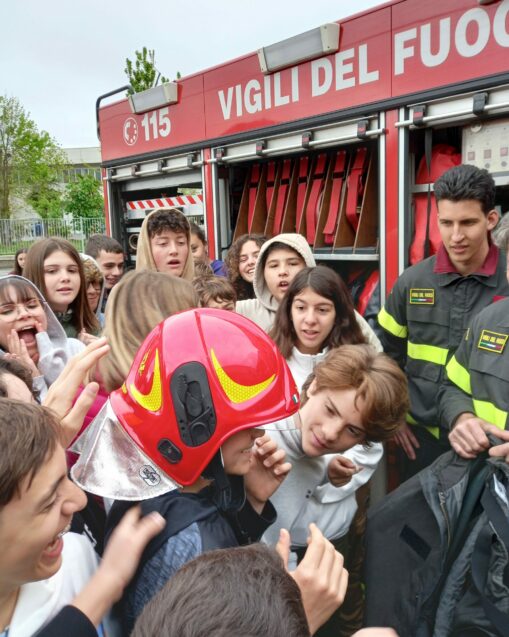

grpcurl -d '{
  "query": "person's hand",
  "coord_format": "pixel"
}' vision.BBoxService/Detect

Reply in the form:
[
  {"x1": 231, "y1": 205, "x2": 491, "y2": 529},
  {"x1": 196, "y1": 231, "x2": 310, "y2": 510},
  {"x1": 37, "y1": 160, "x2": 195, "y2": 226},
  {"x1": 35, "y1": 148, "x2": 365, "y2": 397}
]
[
  {"x1": 43, "y1": 337, "x2": 110, "y2": 447},
  {"x1": 244, "y1": 434, "x2": 291, "y2": 513},
  {"x1": 393, "y1": 423, "x2": 420, "y2": 460},
  {"x1": 276, "y1": 524, "x2": 348, "y2": 635},
  {"x1": 485, "y1": 424, "x2": 509, "y2": 464},
  {"x1": 71, "y1": 506, "x2": 165, "y2": 627},
  {"x1": 6, "y1": 328, "x2": 41, "y2": 378},
  {"x1": 449, "y1": 413, "x2": 491, "y2": 459},
  {"x1": 97, "y1": 506, "x2": 166, "y2": 598},
  {"x1": 328, "y1": 455, "x2": 363, "y2": 487},
  {"x1": 79, "y1": 329, "x2": 99, "y2": 345}
]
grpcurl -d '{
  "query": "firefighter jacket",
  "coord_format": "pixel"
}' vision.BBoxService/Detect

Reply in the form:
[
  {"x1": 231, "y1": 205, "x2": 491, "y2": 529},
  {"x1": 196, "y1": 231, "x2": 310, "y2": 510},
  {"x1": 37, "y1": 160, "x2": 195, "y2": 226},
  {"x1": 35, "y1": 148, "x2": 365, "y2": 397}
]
[
  {"x1": 439, "y1": 297, "x2": 509, "y2": 431},
  {"x1": 377, "y1": 243, "x2": 509, "y2": 437}
]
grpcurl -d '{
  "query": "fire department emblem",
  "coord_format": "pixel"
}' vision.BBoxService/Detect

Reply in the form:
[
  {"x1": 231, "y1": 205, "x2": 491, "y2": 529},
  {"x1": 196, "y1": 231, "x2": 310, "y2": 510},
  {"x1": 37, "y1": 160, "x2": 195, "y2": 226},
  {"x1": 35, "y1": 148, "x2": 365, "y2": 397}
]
[{"x1": 123, "y1": 117, "x2": 138, "y2": 146}]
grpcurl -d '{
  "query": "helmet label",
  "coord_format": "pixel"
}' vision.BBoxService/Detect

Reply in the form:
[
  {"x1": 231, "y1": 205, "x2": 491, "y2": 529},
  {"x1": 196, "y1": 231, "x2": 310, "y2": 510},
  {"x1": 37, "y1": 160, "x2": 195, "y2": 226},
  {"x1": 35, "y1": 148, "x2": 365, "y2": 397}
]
[{"x1": 139, "y1": 465, "x2": 162, "y2": 486}]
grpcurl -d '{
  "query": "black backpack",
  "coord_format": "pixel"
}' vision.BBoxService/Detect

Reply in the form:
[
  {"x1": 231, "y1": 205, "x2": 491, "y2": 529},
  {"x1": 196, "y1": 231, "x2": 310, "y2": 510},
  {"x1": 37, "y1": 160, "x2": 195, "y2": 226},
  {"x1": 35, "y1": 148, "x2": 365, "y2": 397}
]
[{"x1": 364, "y1": 447, "x2": 509, "y2": 636}]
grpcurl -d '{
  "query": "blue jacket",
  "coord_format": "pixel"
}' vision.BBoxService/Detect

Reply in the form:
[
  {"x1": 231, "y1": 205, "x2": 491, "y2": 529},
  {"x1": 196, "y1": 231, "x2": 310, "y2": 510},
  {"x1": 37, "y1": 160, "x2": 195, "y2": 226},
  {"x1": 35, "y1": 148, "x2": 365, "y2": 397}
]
[{"x1": 106, "y1": 478, "x2": 276, "y2": 633}]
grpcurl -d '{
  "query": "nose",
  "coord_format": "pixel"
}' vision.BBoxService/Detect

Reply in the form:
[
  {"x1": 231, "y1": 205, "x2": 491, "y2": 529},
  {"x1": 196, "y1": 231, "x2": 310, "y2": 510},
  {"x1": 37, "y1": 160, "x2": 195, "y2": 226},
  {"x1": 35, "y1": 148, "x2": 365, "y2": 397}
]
[
  {"x1": 303, "y1": 307, "x2": 316, "y2": 324},
  {"x1": 62, "y1": 479, "x2": 87, "y2": 515},
  {"x1": 451, "y1": 224, "x2": 464, "y2": 242},
  {"x1": 321, "y1": 419, "x2": 344, "y2": 443},
  {"x1": 59, "y1": 269, "x2": 70, "y2": 281},
  {"x1": 112, "y1": 265, "x2": 122, "y2": 276},
  {"x1": 16, "y1": 304, "x2": 30, "y2": 319},
  {"x1": 168, "y1": 241, "x2": 178, "y2": 255}
]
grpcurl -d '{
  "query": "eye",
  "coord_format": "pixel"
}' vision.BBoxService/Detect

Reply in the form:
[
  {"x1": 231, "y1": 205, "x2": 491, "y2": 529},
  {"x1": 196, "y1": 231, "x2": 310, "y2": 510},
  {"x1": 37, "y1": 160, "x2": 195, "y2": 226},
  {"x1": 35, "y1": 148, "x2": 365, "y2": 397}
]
[
  {"x1": 0, "y1": 305, "x2": 15, "y2": 315},
  {"x1": 326, "y1": 405, "x2": 335, "y2": 416},
  {"x1": 26, "y1": 300, "x2": 40, "y2": 309},
  {"x1": 347, "y1": 426, "x2": 363, "y2": 438},
  {"x1": 43, "y1": 492, "x2": 61, "y2": 513}
]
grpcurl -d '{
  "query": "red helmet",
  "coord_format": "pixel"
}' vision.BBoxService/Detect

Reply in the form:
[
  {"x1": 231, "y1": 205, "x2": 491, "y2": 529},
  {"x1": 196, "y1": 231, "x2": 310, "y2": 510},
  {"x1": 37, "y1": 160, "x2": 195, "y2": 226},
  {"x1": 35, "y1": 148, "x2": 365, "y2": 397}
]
[{"x1": 72, "y1": 308, "x2": 299, "y2": 498}]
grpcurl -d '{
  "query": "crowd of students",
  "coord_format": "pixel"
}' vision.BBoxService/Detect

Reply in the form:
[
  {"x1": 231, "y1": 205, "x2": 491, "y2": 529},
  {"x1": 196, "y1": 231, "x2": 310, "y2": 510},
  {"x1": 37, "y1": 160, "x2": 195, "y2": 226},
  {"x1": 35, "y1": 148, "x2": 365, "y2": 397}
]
[{"x1": 0, "y1": 162, "x2": 508, "y2": 636}]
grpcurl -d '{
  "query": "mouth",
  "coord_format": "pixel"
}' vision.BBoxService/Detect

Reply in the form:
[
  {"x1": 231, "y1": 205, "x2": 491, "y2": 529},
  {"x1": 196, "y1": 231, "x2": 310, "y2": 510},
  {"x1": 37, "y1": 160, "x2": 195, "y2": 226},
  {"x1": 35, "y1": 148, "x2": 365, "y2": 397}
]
[
  {"x1": 167, "y1": 260, "x2": 181, "y2": 267},
  {"x1": 310, "y1": 431, "x2": 329, "y2": 451},
  {"x1": 56, "y1": 288, "x2": 73, "y2": 294},
  {"x1": 302, "y1": 330, "x2": 319, "y2": 338},
  {"x1": 278, "y1": 281, "x2": 289, "y2": 290},
  {"x1": 17, "y1": 326, "x2": 37, "y2": 345},
  {"x1": 42, "y1": 522, "x2": 71, "y2": 559}
]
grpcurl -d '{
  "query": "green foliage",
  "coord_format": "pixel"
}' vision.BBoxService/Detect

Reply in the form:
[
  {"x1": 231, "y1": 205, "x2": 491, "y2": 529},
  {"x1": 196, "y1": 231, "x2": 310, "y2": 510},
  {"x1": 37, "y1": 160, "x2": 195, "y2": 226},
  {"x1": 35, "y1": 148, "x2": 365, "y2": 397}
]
[
  {"x1": 63, "y1": 174, "x2": 104, "y2": 219},
  {"x1": 0, "y1": 95, "x2": 65, "y2": 219},
  {"x1": 125, "y1": 47, "x2": 170, "y2": 94},
  {"x1": 28, "y1": 186, "x2": 63, "y2": 219}
]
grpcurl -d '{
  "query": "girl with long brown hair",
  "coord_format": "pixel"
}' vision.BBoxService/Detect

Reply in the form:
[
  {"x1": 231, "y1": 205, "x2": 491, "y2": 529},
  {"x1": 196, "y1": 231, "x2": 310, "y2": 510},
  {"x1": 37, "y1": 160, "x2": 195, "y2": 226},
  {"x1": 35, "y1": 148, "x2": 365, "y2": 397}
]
[{"x1": 24, "y1": 238, "x2": 99, "y2": 339}]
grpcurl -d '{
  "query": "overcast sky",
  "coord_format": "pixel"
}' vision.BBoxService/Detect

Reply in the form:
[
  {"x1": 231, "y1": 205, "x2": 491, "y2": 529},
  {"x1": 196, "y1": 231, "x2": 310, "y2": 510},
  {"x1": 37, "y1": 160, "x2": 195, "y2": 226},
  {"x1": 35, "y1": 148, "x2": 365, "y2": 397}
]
[{"x1": 2, "y1": 0, "x2": 382, "y2": 149}]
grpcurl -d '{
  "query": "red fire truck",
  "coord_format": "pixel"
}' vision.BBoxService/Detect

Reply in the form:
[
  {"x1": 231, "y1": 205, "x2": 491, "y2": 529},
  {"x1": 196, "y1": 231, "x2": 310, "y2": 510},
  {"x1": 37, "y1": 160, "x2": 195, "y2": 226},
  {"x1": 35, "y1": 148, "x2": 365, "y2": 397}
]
[{"x1": 96, "y1": 0, "x2": 509, "y2": 311}]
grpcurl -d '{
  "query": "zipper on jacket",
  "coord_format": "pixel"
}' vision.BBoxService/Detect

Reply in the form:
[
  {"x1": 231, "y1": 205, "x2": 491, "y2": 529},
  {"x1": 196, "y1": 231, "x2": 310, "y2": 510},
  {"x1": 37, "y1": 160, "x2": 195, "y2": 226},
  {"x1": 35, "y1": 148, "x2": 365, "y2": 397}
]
[{"x1": 438, "y1": 490, "x2": 451, "y2": 547}]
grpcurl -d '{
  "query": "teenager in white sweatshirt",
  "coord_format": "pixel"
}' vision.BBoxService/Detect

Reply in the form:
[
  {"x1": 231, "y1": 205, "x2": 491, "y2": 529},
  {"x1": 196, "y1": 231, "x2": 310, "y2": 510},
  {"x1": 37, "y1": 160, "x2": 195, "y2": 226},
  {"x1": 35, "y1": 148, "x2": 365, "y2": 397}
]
[{"x1": 262, "y1": 344, "x2": 408, "y2": 637}]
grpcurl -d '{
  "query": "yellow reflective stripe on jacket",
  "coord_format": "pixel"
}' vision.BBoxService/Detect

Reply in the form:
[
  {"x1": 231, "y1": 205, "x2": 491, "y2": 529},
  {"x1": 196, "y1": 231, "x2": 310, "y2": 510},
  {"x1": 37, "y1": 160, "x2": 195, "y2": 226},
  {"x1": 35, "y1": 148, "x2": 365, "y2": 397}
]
[
  {"x1": 406, "y1": 412, "x2": 440, "y2": 439},
  {"x1": 473, "y1": 400, "x2": 508, "y2": 430},
  {"x1": 378, "y1": 307, "x2": 408, "y2": 338},
  {"x1": 407, "y1": 342, "x2": 448, "y2": 366},
  {"x1": 445, "y1": 355, "x2": 472, "y2": 395}
]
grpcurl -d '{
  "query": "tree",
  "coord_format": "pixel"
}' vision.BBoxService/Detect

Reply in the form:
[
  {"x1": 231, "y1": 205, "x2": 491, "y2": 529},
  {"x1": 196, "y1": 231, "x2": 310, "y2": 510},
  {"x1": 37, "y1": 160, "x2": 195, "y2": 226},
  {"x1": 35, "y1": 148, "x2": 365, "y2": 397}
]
[
  {"x1": 124, "y1": 47, "x2": 170, "y2": 93},
  {"x1": 63, "y1": 173, "x2": 104, "y2": 219},
  {"x1": 0, "y1": 95, "x2": 65, "y2": 219}
]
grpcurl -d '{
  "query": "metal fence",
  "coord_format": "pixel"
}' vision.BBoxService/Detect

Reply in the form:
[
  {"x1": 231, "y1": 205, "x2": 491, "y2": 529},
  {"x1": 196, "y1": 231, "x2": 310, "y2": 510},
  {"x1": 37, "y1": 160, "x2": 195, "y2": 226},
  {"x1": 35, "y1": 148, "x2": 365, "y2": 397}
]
[{"x1": 0, "y1": 217, "x2": 106, "y2": 255}]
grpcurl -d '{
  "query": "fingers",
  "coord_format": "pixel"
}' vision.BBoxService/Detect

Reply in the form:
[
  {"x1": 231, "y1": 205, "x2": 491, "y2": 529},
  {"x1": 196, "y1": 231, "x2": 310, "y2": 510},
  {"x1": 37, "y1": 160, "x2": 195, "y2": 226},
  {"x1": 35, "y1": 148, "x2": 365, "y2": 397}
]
[
  {"x1": 7, "y1": 329, "x2": 21, "y2": 355},
  {"x1": 275, "y1": 528, "x2": 291, "y2": 570},
  {"x1": 123, "y1": 507, "x2": 166, "y2": 547},
  {"x1": 59, "y1": 382, "x2": 99, "y2": 447},
  {"x1": 449, "y1": 418, "x2": 490, "y2": 459},
  {"x1": 254, "y1": 434, "x2": 290, "y2": 476},
  {"x1": 35, "y1": 320, "x2": 45, "y2": 333},
  {"x1": 51, "y1": 338, "x2": 109, "y2": 392},
  {"x1": 394, "y1": 425, "x2": 418, "y2": 460},
  {"x1": 273, "y1": 461, "x2": 292, "y2": 478},
  {"x1": 300, "y1": 523, "x2": 327, "y2": 569},
  {"x1": 329, "y1": 545, "x2": 349, "y2": 606},
  {"x1": 489, "y1": 442, "x2": 509, "y2": 463}
]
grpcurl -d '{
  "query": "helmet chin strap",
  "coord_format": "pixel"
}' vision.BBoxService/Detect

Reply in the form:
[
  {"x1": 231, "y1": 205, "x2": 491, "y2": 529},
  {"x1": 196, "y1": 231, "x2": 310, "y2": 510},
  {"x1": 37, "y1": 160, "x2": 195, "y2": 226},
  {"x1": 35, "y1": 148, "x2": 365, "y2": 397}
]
[{"x1": 202, "y1": 450, "x2": 245, "y2": 512}]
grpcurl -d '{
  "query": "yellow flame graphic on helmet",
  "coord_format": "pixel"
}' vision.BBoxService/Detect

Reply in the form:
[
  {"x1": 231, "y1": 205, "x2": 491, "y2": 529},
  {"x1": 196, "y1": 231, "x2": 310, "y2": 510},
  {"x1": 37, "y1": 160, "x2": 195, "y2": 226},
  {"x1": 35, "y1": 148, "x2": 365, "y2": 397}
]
[
  {"x1": 129, "y1": 349, "x2": 162, "y2": 412},
  {"x1": 211, "y1": 348, "x2": 275, "y2": 404}
]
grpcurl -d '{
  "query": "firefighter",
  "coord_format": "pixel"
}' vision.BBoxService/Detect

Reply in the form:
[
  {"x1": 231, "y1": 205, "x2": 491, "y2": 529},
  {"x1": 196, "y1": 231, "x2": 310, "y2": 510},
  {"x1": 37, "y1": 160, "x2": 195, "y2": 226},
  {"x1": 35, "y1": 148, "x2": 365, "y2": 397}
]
[
  {"x1": 439, "y1": 230, "x2": 509, "y2": 464},
  {"x1": 377, "y1": 164, "x2": 509, "y2": 481}
]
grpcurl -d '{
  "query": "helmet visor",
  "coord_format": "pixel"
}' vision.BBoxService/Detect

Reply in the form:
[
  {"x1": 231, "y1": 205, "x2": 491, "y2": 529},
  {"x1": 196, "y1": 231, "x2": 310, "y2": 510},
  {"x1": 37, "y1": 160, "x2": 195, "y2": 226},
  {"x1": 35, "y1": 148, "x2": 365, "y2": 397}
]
[{"x1": 70, "y1": 401, "x2": 180, "y2": 501}]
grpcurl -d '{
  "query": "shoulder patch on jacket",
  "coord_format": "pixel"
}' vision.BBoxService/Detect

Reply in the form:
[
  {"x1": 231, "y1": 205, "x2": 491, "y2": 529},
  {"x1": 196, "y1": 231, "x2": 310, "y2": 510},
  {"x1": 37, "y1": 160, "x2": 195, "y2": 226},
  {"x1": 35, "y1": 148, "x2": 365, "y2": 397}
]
[
  {"x1": 477, "y1": 329, "x2": 508, "y2": 354},
  {"x1": 409, "y1": 288, "x2": 435, "y2": 305}
]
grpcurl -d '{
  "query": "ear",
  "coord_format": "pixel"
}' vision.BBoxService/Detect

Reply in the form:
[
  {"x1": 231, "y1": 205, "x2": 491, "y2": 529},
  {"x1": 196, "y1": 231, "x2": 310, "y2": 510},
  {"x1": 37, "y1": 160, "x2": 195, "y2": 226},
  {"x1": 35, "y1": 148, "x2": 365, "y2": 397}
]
[
  {"x1": 487, "y1": 209, "x2": 499, "y2": 231},
  {"x1": 307, "y1": 378, "x2": 318, "y2": 396}
]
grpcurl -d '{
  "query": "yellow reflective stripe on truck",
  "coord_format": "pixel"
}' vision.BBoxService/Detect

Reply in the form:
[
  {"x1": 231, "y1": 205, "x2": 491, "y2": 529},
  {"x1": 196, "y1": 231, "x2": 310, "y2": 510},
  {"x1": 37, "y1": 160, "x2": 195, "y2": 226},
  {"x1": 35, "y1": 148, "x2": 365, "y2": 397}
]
[
  {"x1": 445, "y1": 355, "x2": 472, "y2": 395},
  {"x1": 473, "y1": 400, "x2": 508, "y2": 430},
  {"x1": 407, "y1": 342, "x2": 448, "y2": 366},
  {"x1": 378, "y1": 307, "x2": 408, "y2": 338}
]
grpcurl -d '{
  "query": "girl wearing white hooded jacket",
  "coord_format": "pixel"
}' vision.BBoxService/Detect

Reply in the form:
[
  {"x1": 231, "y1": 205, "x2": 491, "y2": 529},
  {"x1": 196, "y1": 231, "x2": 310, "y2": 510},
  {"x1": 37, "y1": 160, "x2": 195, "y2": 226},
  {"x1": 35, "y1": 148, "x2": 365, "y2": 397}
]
[
  {"x1": 0, "y1": 275, "x2": 84, "y2": 400},
  {"x1": 235, "y1": 233, "x2": 315, "y2": 332}
]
